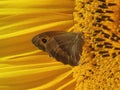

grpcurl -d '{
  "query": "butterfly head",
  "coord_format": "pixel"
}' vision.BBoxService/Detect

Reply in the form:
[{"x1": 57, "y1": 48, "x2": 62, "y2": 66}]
[
  {"x1": 32, "y1": 34, "x2": 50, "y2": 51},
  {"x1": 32, "y1": 31, "x2": 65, "y2": 51}
]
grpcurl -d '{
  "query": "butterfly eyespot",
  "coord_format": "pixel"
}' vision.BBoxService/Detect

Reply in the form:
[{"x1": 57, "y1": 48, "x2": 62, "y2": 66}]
[{"x1": 42, "y1": 38, "x2": 47, "y2": 43}]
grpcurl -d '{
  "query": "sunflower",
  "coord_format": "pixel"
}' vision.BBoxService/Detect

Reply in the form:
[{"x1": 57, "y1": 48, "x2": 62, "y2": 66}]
[{"x1": 0, "y1": 0, "x2": 120, "y2": 90}]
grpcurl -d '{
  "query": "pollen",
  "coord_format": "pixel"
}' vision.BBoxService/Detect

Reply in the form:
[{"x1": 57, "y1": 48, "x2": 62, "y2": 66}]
[{"x1": 73, "y1": 0, "x2": 120, "y2": 89}]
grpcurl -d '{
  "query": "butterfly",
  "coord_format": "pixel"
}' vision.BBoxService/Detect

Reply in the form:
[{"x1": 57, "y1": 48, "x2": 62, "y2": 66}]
[{"x1": 32, "y1": 31, "x2": 84, "y2": 66}]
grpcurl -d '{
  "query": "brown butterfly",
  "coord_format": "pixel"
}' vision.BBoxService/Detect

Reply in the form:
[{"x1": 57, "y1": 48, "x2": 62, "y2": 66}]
[{"x1": 32, "y1": 31, "x2": 84, "y2": 66}]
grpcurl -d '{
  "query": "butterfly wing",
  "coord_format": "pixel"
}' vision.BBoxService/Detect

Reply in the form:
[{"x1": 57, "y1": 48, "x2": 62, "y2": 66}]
[
  {"x1": 32, "y1": 31, "x2": 67, "y2": 51},
  {"x1": 45, "y1": 32, "x2": 84, "y2": 66},
  {"x1": 45, "y1": 38, "x2": 69, "y2": 64}
]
